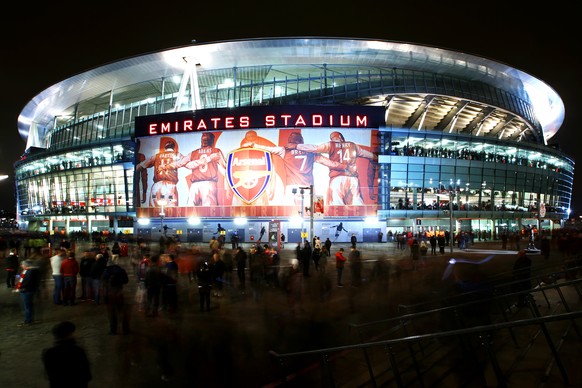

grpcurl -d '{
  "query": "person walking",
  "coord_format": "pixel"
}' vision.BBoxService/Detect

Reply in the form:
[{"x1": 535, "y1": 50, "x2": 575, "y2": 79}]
[
  {"x1": 14, "y1": 259, "x2": 41, "y2": 326},
  {"x1": 144, "y1": 255, "x2": 162, "y2": 317},
  {"x1": 60, "y1": 251, "x2": 79, "y2": 306},
  {"x1": 161, "y1": 254, "x2": 178, "y2": 313},
  {"x1": 348, "y1": 245, "x2": 363, "y2": 287},
  {"x1": 49, "y1": 248, "x2": 66, "y2": 305},
  {"x1": 5, "y1": 247, "x2": 19, "y2": 288},
  {"x1": 196, "y1": 259, "x2": 213, "y2": 312},
  {"x1": 210, "y1": 251, "x2": 226, "y2": 297},
  {"x1": 42, "y1": 321, "x2": 92, "y2": 388},
  {"x1": 235, "y1": 246, "x2": 247, "y2": 292},
  {"x1": 101, "y1": 260, "x2": 130, "y2": 334},
  {"x1": 335, "y1": 248, "x2": 347, "y2": 287}
]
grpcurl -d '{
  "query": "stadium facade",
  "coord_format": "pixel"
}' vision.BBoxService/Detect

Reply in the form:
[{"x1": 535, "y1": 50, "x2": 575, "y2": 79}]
[{"x1": 14, "y1": 37, "x2": 572, "y2": 244}]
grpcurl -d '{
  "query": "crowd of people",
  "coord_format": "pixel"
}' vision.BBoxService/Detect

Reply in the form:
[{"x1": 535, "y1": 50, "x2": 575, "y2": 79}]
[{"x1": 3, "y1": 226, "x2": 582, "y2": 384}]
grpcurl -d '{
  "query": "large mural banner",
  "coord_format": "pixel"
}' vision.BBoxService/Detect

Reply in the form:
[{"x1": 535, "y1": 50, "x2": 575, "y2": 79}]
[{"x1": 134, "y1": 106, "x2": 383, "y2": 218}]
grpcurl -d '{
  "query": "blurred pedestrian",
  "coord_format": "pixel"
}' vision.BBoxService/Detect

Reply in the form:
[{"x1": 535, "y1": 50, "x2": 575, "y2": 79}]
[
  {"x1": 144, "y1": 255, "x2": 162, "y2": 317},
  {"x1": 161, "y1": 254, "x2": 178, "y2": 313},
  {"x1": 5, "y1": 247, "x2": 19, "y2": 288},
  {"x1": 512, "y1": 250, "x2": 532, "y2": 307},
  {"x1": 540, "y1": 235, "x2": 551, "y2": 260},
  {"x1": 60, "y1": 251, "x2": 79, "y2": 306},
  {"x1": 101, "y1": 259, "x2": 130, "y2": 334},
  {"x1": 78, "y1": 251, "x2": 95, "y2": 301},
  {"x1": 235, "y1": 246, "x2": 247, "y2": 291},
  {"x1": 42, "y1": 321, "x2": 92, "y2": 388},
  {"x1": 335, "y1": 248, "x2": 346, "y2": 287},
  {"x1": 348, "y1": 245, "x2": 362, "y2": 287},
  {"x1": 14, "y1": 259, "x2": 41, "y2": 326},
  {"x1": 90, "y1": 253, "x2": 107, "y2": 305},
  {"x1": 197, "y1": 259, "x2": 212, "y2": 311},
  {"x1": 210, "y1": 251, "x2": 225, "y2": 297},
  {"x1": 49, "y1": 248, "x2": 66, "y2": 305}
]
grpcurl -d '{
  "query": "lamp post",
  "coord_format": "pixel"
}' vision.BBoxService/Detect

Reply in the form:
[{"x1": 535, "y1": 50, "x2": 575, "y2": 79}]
[
  {"x1": 158, "y1": 195, "x2": 168, "y2": 237},
  {"x1": 292, "y1": 185, "x2": 314, "y2": 243}
]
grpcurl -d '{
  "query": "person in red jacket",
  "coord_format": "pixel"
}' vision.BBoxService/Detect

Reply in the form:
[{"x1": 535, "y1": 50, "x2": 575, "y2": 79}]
[
  {"x1": 335, "y1": 248, "x2": 347, "y2": 287},
  {"x1": 60, "y1": 251, "x2": 80, "y2": 306}
]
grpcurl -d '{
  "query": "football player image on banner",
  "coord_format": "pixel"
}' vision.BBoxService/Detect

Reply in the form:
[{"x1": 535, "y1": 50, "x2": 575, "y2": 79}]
[
  {"x1": 242, "y1": 130, "x2": 348, "y2": 205},
  {"x1": 295, "y1": 131, "x2": 378, "y2": 206},
  {"x1": 135, "y1": 127, "x2": 379, "y2": 218},
  {"x1": 164, "y1": 132, "x2": 229, "y2": 207},
  {"x1": 134, "y1": 139, "x2": 148, "y2": 207},
  {"x1": 136, "y1": 137, "x2": 182, "y2": 207}
]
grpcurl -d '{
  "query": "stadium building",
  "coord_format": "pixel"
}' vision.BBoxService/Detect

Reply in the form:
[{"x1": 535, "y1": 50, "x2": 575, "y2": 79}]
[{"x1": 14, "y1": 37, "x2": 572, "y2": 244}]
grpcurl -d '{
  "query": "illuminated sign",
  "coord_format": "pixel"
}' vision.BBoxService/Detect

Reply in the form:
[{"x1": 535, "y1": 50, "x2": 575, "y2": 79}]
[
  {"x1": 134, "y1": 106, "x2": 382, "y2": 218},
  {"x1": 135, "y1": 105, "x2": 384, "y2": 137}
]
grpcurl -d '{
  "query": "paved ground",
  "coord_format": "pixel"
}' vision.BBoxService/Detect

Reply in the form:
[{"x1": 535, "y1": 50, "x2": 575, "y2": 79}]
[{"x1": 0, "y1": 239, "x2": 575, "y2": 387}]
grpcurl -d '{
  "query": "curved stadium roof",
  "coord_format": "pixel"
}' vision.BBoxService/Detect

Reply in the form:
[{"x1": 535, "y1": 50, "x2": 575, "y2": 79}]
[{"x1": 17, "y1": 37, "x2": 564, "y2": 147}]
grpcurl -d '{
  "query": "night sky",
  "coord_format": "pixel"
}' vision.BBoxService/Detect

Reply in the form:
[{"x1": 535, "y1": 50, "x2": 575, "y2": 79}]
[{"x1": 1, "y1": 2, "x2": 579, "y2": 216}]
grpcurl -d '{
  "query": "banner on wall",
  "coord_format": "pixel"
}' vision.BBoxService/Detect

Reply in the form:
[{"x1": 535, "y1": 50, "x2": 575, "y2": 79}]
[{"x1": 134, "y1": 105, "x2": 383, "y2": 219}]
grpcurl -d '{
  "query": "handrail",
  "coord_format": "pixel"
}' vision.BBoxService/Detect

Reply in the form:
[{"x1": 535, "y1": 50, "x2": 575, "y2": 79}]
[
  {"x1": 397, "y1": 263, "x2": 582, "y2": 315},
  {"x1": 349, "y1": 277, "x2": 582, "y2": 335},
  {"x1": 269, "y1": 310, "x2": 582, "y2": 387}
]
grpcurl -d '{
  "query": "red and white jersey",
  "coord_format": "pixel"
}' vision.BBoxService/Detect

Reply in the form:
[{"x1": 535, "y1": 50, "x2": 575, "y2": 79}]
[
  {"x1": 140, "y1": 151, "x2": 182, "y2": 183},
  {"x1": 177, "y1": 146, "x2": 223, "y2": 182},
  {"x1": 281, "y1": 146, "x2": 315, "y2": 186}
]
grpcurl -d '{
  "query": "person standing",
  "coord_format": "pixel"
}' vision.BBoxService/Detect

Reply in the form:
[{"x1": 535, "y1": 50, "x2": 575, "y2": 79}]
[
  {"x1": 78, "y1": 251, "x2": 95, "y2": 301},
  {"x1": 49, "y1": 248, "x2": 66, "y2": 305},
  {"x1": 429, "y1": 234, "x2": 437, "y2": 255},
  {"x1": 14, "y1": 259, "x2": 41, "y2": 326},
  {"x1": 101, "y1": 260, "x2": 130, "y2": 334},
  {"x1": 90, "y1": 253, "x2": 107, "y2": 305},
  {"x1": 312, "y1": 245, "x2": 322, "y2": 272},
  {"x1": 350, "y1": 233, "x2": 357, "y2": 248},
  {"x1": 324, "y1": 238, "x2": 332, "y2": 257},
  {"x1": 335, "y1": 248, "x2": 347, "y2": 287},
  {"x1": 60, "y1": 251, "x2": 79, "y2": 306},
  {"x1": 42, "y1": 321, "x2": 92, "y2": 388},
  {"x1": 5, "y1": 248, "x2": 19, "y2": 288}
]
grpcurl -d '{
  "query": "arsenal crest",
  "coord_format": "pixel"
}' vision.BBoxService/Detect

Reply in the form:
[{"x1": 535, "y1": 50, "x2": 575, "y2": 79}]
[{"x1": 226, "y1": 148, "x2": 273, "y2": 204}]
